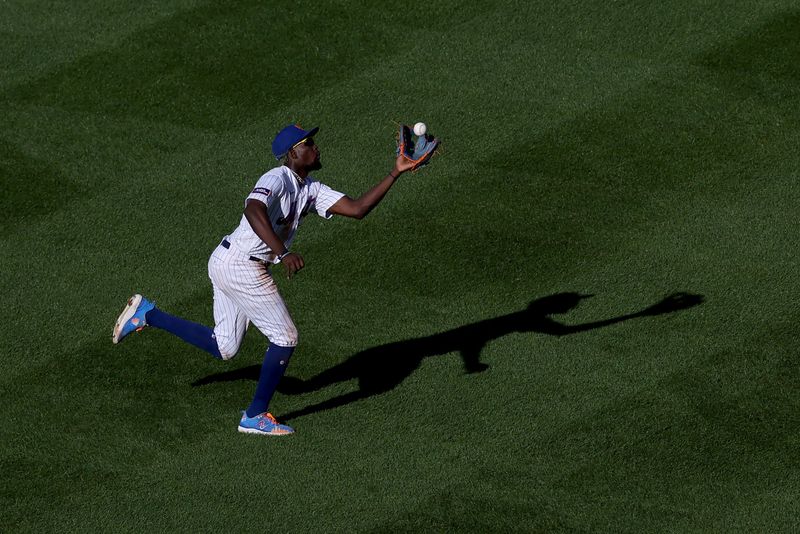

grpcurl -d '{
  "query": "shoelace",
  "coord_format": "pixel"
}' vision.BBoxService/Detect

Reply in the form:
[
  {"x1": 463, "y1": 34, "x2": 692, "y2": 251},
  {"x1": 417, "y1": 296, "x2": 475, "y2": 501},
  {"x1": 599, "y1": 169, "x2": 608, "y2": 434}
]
[{"x1": 264, "y1": 413, "x2": 280, "y2": 425}]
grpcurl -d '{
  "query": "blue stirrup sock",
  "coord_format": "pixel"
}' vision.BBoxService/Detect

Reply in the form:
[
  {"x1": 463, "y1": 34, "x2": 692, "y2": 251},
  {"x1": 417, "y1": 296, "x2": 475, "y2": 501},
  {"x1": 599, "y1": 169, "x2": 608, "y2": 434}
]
[
  {"x1": 246, "y1": 344, "x2": 295, "y2": 417},
  {"x1": 145, "y1": 307, "x2": 222, "y2": 360}
]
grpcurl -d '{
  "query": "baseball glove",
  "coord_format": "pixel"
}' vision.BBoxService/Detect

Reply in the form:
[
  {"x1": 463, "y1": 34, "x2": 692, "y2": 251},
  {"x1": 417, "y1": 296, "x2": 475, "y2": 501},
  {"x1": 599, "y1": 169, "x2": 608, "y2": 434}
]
[{"x1": 397, "y1": 124, "x2": 440, "y2": 170}]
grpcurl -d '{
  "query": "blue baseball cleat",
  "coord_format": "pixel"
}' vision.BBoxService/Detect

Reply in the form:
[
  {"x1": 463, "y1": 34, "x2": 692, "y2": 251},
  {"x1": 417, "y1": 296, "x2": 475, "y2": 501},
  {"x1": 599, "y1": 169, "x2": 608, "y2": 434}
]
[
  {"x1": 112, "y1": 294, "x2": 155, "y2": 344},
  {"x1": 238, "y1": 412, "x2": 294, "y2": 436}
]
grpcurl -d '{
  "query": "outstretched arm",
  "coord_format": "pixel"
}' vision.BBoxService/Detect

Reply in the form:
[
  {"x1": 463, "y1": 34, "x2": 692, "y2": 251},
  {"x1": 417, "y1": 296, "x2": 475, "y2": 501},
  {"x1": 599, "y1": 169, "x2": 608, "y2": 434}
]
[{"x1": 327, "y1": 155, "x2": 416, "y2": 219}]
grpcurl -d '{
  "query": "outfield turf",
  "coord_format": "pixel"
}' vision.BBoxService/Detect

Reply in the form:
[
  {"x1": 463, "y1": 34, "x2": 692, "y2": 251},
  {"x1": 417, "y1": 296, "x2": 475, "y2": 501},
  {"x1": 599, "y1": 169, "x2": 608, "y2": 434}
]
[{"x1": 2, "y1": 1, "x2": 800, "y2": 531}]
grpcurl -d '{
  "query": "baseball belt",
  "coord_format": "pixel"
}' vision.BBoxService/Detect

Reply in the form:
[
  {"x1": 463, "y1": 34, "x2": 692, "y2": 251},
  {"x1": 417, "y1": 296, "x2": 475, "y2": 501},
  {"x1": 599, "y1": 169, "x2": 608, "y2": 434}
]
[{"x1": 220, "y1": 239, "x2": 266, "y2": 263}]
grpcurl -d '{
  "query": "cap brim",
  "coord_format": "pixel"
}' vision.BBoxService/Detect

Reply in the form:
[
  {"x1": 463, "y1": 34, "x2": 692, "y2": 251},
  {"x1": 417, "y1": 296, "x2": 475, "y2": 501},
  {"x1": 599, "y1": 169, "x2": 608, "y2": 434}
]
[{"x1": 290, "y1": 126, "x2": 320, "y2": 150}]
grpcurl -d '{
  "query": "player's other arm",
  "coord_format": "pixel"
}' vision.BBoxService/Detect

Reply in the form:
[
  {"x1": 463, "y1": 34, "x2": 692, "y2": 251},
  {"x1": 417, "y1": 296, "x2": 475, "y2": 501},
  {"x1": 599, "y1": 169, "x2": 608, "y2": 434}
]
[
  {"x1": 243, "y1": 199, "x2": 304, "y2": 275},
  {"x1": 328, "y1": 155, "x2": 416, "y2": 219}
]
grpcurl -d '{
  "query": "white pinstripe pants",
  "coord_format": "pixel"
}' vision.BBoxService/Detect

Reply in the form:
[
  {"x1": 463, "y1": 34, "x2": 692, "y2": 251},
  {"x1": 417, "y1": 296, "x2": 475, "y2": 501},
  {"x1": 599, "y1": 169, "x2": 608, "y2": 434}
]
[{"x1": 207, "y1": 244, "x2": 298, "y2": 360}]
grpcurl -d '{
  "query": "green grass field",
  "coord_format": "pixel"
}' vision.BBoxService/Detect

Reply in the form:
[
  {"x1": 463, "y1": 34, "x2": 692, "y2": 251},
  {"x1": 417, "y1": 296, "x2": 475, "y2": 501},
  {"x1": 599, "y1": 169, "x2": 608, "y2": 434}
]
[{"x1": 3, "y1": 1, "x2": 800, "y2": 531}]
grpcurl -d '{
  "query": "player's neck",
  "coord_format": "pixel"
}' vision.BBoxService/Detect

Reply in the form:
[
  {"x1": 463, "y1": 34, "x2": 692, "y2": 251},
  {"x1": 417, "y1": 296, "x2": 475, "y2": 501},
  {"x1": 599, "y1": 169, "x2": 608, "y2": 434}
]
[{"x1": 285, "y1": 161, "x2": 309, "y2": 181}]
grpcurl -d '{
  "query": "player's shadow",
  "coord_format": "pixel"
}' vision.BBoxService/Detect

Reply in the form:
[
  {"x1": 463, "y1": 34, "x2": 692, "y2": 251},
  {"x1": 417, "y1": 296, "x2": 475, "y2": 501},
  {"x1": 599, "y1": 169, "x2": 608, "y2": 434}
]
[{"x1": 192, "y1": 292, "x2": 703, "y2": 421}]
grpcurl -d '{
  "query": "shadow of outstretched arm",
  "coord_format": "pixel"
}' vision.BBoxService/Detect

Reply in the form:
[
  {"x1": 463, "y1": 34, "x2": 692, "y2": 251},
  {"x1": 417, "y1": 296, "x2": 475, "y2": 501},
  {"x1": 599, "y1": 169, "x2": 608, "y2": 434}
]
[{"x1": 555, "y1": 292, "x2": 704, "y2": 335}]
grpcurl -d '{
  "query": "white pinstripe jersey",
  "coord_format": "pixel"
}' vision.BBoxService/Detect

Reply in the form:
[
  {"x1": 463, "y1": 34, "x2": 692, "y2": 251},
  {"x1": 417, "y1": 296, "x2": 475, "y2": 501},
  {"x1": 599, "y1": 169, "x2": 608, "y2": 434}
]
[{"x1": 226, "y1": 165, "x2": 345, "y2": 263}]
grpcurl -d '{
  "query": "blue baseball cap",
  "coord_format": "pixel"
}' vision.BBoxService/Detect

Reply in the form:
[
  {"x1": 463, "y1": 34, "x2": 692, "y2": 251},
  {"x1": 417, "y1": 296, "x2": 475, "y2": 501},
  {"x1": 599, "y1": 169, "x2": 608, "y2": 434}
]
[{"x1": 272, "y1": 124, "x2": 319, "y2": 160}]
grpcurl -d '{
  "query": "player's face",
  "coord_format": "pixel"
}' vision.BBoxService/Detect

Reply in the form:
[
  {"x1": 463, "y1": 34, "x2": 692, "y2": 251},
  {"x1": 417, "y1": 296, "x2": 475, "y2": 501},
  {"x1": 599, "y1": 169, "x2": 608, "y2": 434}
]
[{"x1": 294, "y1": 137, "x2": 321, "y2": 171}]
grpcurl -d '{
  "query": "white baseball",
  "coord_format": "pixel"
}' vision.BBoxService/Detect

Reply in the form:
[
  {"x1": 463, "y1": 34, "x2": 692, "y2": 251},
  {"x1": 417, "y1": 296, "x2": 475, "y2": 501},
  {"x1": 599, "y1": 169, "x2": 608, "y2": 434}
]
[{"x1": 413, "y1": 122, "x2": 427, "y2": 136}]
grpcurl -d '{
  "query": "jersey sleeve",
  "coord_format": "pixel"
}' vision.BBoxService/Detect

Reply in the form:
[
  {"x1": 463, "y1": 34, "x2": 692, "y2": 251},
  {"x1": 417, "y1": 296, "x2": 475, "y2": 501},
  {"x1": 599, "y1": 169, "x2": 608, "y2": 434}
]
[
  {"x1": 245, "y1": 172, "x2": 284, "y2": 207},
  {"x1": 311, "y1": 180, "x2": 346, "y2": 219}
]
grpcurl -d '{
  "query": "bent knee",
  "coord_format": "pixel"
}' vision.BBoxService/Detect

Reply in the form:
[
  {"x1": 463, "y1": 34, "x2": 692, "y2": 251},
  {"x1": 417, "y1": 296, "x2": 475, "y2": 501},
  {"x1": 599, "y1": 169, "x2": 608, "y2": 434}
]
[
  {"x1": 219, "y1": 347, "x2": 239, "y2": 361},
  {"x1": 272, "y1": 324, "x2": 298, "y2": 347},
  {"x1": 215, "y1": 338, "x2": 242, "y2": 361}
]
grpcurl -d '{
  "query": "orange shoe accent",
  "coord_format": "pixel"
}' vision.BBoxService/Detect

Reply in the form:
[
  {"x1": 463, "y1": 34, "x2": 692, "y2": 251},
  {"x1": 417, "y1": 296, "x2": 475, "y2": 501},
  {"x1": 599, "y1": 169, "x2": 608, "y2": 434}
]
[{"x1": 265, "y1": 413, "x2": 290, "y2": 433}]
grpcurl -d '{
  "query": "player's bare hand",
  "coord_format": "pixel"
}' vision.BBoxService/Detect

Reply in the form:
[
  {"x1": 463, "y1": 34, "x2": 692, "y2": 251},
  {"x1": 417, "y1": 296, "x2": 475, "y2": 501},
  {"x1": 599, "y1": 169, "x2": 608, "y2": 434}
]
[
  {"x1": 394, "y1": 155, "x2": 414, "y2": 174},
  {"x1": 283, "y1": 252, "x2": 304, "y2": 279}
]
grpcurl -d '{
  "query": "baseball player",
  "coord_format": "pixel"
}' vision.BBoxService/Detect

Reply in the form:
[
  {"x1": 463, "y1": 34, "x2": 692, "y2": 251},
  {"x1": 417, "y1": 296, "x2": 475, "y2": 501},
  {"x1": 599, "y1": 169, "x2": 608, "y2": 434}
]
[{"x1": 112, "y1": 124, "x2": 438, "y2": 436}]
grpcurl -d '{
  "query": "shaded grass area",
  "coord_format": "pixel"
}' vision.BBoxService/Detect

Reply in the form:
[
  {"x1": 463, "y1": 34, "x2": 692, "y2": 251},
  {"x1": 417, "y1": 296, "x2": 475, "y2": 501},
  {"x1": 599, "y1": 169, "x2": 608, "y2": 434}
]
[
  {"x1": 2, "y1": 1, "x2": 800, "y2": 532},
  {"x1": 0, "y1": 138, "x2": 82, "y2": 233},
  {"x1": 6, "y1": 1, "x2": 488, "y2": 130}
]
